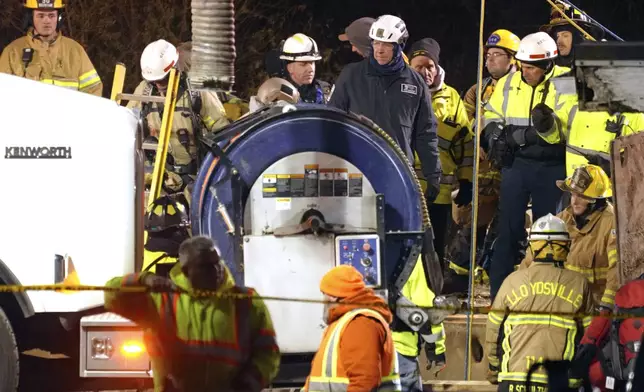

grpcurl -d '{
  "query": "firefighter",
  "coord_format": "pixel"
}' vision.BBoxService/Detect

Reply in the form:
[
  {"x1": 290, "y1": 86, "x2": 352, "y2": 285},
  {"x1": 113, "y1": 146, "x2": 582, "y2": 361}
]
[
  {"x1": 521, "y1": 164, "x2": 619, "y2": 309},
  {"x1": 539, "y1": 4, "x2": 644, "y2": 178},
  {"x1": 486, "y1": 213, "x2": 595, "y2": 391},
  {"x1": 104, "y1": 235, "x2": 280, "y2": 391},
  {"x1": 482, "y1": 32, "x2": 576, "y2": 300},
  {"x1": 128, "y1": 39, "x2": 229, "y2": 195},
  {"x1": 407, "y1": 38, "x2": 474, "y2": 271},
  {"x1": 248, "y1": 77, "x2": 300, "y2": 114},
  {"x1": 0, "y1": 0, "x2": 102, "y2": 96},
  {"x1": 329, "y1": 14, "x2": 442, "y2": 209},
  {"x1": 302, "y1": 265, "x2": 401, "y2": 391},
  {"x1": 141, "y1": 194, "x2": 191, "y2": 274},
  {"x1": 279, "y1": 33, "x2": 332, "y2": 104}
]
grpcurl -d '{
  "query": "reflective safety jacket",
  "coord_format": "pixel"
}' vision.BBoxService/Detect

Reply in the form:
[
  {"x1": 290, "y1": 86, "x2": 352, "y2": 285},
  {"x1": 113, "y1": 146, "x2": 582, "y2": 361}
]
[
  {"x1": 483, "y1": 66, "x2": 573, "y2": 162},
  {"x1": 464, "y1": 76, "x2": 496, "y2": 125},
  {"x1": 104, "y1": 264, "x2": 280, "y2": 392},
  {"x1": 486, "y1": 263, "x2": 594, "y2": 386},
  {"x1": 127, "y1": 81, "x2": 229, "y2": 170},
  {"x1": 521, "y1": 203, "x2": 619, "y2": 308},
  {"x1": 217, "y1": 91, "x2": 250, "y2": 121},
  {"x1": 0, "y1": 29, "x2": 102, "y2": 96},
  {"x1": 393, "y1": 256, "x2": 446, "y2": 357},
  {"x1": 414, "y1": 82, "x2": 474, "y2": 205},
  {"x1": 565, "y1": 109, "x2": 644, "y2": 176},
  {"x1": 304, "y1": 308, "x2": 401, "y2": 392}
]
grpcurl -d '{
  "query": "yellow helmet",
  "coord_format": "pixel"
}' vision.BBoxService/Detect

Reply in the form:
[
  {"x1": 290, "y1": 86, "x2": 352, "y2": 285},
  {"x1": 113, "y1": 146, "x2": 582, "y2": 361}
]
[
  {"x1": 556, "y1": 164, "x2": 612, "y2": 199},
  {"x1": 25, "y1": 0, "x2": 65, "y2": 9},
  {"x1": 485, "y1": 29, "x2": 520, "y2": 54}
]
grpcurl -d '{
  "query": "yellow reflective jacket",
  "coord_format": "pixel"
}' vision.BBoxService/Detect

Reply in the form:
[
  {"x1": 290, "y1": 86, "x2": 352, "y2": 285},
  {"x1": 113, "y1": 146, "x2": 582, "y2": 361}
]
[
  {"x1": 0, "y1": 29, "x2": 102, "y2": 96},
  {"x1": 414, "y1": 83, "x2": 474, "y2": 204},
  {"x1": 104, "y1": 264, "x2": 280, "y2": 392},
  {"x1": 483, "y1": 66, "x2": 573, "y2": 145},
  {"x1": 393, "y1": 256, "x2": 446, "y2": 357},
  {"x1": 486, "y1": 263, "x2": 594, "y2": 386},
  {"x1": 565, "y1": 109, "x2": 644, "y2": 176}
]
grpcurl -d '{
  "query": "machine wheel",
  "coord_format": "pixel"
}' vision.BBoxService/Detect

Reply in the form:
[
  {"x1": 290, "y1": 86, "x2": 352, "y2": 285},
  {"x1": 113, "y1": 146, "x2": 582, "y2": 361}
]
[{"x1": 0, "y1": 307, "x2": 19, "y2": 391}]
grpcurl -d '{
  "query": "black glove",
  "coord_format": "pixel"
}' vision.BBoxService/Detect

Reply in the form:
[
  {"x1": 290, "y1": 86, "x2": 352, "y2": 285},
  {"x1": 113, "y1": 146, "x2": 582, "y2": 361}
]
[
  {"x1": 454, "y1": 180, "x2": 473, "y2": 207},
  {"x1": 531, "y1": 103, "x2": 555, "y2": 133},
  {"x1": 425, "y1": 343, "x2": 446, "y2": 371},
  {"x1": 425, "y1": 181, "x2": 440, "y2": 205},
  {"x1": 585, "y1": 152, "x2": 612, "y2": 178},
  {"x1": 141, "y1": 273, "x2": 177, "y2": 292},
  {"x1": 506, "y1": 126, "x2": 540, "y2": 148},
  {"x1": 569, "y1": 343, "x2": 597, "y2": 380}
]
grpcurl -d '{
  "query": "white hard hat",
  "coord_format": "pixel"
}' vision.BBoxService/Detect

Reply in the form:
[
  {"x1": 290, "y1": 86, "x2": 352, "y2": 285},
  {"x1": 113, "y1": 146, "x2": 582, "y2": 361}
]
[
  {"x1": 528, "y1": 213, "x2": 570, "y2": 242},
  {"x1": 369, "y1": 15, "x2": 409, "y2": 45},
  {"x1": 515, "y1": 32, "x2": 559, "y2": 63},
  {"x1": 280, "y1": 33, "x2": 322, "y2": 62},
  {"x1": 140, "y1": 39, "x2": 180, "y2": 82}
]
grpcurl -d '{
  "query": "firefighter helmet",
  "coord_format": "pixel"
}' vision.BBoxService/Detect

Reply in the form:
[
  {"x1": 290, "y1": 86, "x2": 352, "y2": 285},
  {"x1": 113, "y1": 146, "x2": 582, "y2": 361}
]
[
  {"x1": 369, "y1": 15, "x2": 409, "y2": 46},
  {"x1": 485, "y1": 29, "x2": 521, "y2": 54},
  {"x1": 556, "y1": 164, "x2": 612, "y2": 199},
  {"x1": 145, "y1": 194, "x2": 190, "y2": 234},
  {"x1": 529, "y1": 213, "x2": 570, "y2": 264},
  {"x1": 257, "y1": 78, "x2": 300, "y2": 105},
  {"x1": 25, "y1": 0, "x2": 64, "y2": 9},
  {"x1": 279, "y1": 34, "x2": 322, "y2": 62},
  {"x1": 140, "y1": 39, "x2": 179, "y2": 82},
  {"x1": 539, "y1": 2, "x2": 604, "y2": 40},
  {"x1": 515, "y1": 32, "x2": 559, "y2": 63}
]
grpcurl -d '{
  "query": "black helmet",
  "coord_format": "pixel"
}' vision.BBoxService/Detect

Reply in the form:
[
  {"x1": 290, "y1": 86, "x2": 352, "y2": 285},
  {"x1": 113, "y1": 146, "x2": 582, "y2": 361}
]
[{"x1": 145, "y1": 194, "x2": 190, "y2": 233}]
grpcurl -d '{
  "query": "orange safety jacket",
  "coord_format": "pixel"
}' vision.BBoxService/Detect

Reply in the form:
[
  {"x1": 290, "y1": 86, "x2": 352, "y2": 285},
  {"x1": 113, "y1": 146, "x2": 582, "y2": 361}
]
[
  {"x1": 304, "y1": 308, "x2": 402, "y2": 392},
  {"x1": 104, "y1": 264, "x2": 280, "y2": 392}
]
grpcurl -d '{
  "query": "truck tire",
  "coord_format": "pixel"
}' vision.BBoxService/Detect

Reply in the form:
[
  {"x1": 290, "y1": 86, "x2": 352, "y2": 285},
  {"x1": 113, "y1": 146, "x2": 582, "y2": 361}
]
[{"x1": 0, "y1": 307, "x2": 19, "y2": 391}]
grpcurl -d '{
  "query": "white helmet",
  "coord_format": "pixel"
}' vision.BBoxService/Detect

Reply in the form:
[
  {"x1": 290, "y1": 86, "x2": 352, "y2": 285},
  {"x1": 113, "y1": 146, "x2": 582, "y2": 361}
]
[
  {"x1": 369, "y1": 15, "x2": 409, "y2": 45},
  {"x1": 140, "y1": 39, "x2": 179, "y2": 82},
  {"x1": 515, "y1": 32, "x2": 559, "y2": 63},
  {"x1": 528, "y1": 213, "x2": 570, "y2": 242},
  {"x1": 280, "y1": 33, "x2": 322, "y2": 62}
]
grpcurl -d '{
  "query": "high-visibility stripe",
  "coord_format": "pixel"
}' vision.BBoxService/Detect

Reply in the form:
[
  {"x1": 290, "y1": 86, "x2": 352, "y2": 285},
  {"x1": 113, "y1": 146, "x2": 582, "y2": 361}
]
[
  {"x1": 607, "y1": 249, "x2": 618, "y2": 267},
  {"x1": 459, "y1": 157, "x2": 474, "y2": 167},
  {"x1": 488, "y1": 311, "x2": 504, "y2": 325},
  {"x1": 41, "y1": 78, "x2": 79, "y2": 90},
  {"x1": 121, "y1": 273, "x2": 140, "y2": 286},
  {"x1": 78, "y1": 69, "x2": 101, "y2": 90},
  {"x1": 565, "y1": 105, "x2": 579, "y2": 140},
  {"x1": 500, "y1": 371, "x2": 579, "y2": 387},
  {"x1": 564, "y1": 264, "x2": 611, "y2": 283},
  {"x1": 500, "y1": 75, "x2": 513, "y2": 119},
  {"x1": 440, "y1": 175, "x2": 455, "y2": 185},
  {"x1": 438, "y1": 136, "x2": 452, "y2": 150},
  {"x1": 202, "y1": 115, "x2": 216, "y2": 129}
]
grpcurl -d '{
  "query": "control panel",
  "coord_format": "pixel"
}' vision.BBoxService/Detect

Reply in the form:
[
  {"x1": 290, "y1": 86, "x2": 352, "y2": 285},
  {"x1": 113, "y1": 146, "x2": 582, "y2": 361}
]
[{"x1": 335, "y1": 234, "x2": 381, "y2": 287}]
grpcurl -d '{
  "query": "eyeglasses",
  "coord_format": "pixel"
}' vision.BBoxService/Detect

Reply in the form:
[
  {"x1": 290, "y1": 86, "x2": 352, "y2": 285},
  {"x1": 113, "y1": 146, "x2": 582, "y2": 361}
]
[{"x1": 485, "y1": 52, "x2": 509, "y2": 59}]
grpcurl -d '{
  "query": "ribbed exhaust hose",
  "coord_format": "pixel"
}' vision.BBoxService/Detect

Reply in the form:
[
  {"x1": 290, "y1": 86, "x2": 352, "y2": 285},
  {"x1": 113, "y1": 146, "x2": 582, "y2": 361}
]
[{"x1": 189, "y1": 0, "x2": 236, "y2": 91}]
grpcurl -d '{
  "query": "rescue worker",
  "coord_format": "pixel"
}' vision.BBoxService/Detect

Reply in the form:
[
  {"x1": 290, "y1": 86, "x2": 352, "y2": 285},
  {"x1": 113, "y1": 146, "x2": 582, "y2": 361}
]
[
  {"x1": 463, "y1": 29, "x2": 520, "y2": 123},
  {"x1": 446, "y1": 30, "x2": 520, "y2": 293},
  {"x1": 486, "y1": 213, "x2": 594, "y2": 391},
  {"x1": 482, "y1": 32, "x2": 575, "y2": 300},
  {"x1": 279, "y1": 33, "x2": 332, "y2": 104},
  {"x1": 338, "y1": 17, "x2": 376, "y2": 58},
  {"x1": 0, "y1": 0, "x2": 102, "y2": 96},
  {"x1": 407, "y1": 38, "x2": 474, "y2": 270},
  {"x1": 248, "y1": 77, "x2": 300, "y2": 114},
  {"x1": 392, "y1": 256, "x2": 447, "y2": 391},
  {"x1": 105, "y1": 235, "x2": 280, "y2": 391},
  {"x1": 329, "y1": 14, "x2": 442, "y2": 207},
  {"x1": 302, "y1": 265, "x2": 401, "y2": 391},
  {"x1": 539, "y1": 2, "x2": 605, "y2": 69},
  {"x1": 539, "y1": 4, "x2": 644, "y2": 178},
  {"x1": 520, "y1": 164, "x2": 618, "y2": 309},
  {"x1": 127, "y1": 39, "x2": 229, "y2": 195},
  {"x1": 141, "y1": 194, "x2": 191, "y2": 274},
  {"x1": 174, "y1": 40, "x2": 250, "y2": 121}
]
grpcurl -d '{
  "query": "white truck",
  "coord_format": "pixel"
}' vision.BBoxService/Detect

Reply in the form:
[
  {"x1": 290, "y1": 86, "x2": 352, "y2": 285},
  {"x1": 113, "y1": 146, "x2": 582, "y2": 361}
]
[{"x1": 0, "y1": 73, "x2": 151, "y2": 391}]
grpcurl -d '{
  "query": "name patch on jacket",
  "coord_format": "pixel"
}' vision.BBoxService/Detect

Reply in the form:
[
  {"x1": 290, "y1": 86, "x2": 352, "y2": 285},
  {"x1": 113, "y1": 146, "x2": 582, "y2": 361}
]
[{"x1": 401, "y1": 84, "x2": 418, "y2": 96}]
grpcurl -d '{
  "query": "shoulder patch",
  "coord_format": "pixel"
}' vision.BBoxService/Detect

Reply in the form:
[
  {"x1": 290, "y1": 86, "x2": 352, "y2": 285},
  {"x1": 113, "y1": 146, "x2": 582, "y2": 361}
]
[{"x1": 401, "y1": 83, "x2": 418, "y2": 96}]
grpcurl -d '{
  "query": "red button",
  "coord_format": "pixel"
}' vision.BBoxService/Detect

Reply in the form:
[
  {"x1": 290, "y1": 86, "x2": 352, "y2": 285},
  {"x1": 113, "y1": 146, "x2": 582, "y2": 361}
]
[
  {"x1": 343, "y1": 245, "x2": 348, "y2": 250},
  {"x1": 362, "y1": 243, "x2": 371, "y2": 252}
]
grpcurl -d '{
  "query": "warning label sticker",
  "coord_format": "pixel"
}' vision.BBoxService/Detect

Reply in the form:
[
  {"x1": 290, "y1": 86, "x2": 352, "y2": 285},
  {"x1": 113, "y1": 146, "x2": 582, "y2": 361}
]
[
  {"x1": 333, "y1": 168, "x2": 348, "y2": 196},
  {"x1": 349, "y1": 173, "x2": 363, "y2": 197},
  {"x1": 262, "y1": 174, "x2": 277, "y2": 198},
  {"x1": 304, "y1": 164, "x2": 319, "y2": 197},
  {"x1": 319, "y1": 169, "x2": 334, "y2": 197},
  {"x1": 261, "y1": 165, "x2": 364, "y2": 198}
]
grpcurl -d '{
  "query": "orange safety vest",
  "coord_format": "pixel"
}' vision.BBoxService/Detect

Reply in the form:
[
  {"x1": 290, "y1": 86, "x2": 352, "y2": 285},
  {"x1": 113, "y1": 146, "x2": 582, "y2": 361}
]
[{"x1": 306, "y1": 308, "x2": 401, "y2": 392}]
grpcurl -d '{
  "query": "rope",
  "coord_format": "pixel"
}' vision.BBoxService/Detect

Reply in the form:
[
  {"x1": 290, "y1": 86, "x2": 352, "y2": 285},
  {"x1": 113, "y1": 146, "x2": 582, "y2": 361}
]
[{"x1": 466, "y1": 0, "x2": 487, "y2": 380}]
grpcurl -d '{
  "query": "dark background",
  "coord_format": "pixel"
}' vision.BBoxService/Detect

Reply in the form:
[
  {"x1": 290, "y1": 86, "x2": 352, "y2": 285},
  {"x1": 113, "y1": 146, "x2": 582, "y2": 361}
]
[{"x1": 2, "y1": 0, "x2": 642, "y2": 99}]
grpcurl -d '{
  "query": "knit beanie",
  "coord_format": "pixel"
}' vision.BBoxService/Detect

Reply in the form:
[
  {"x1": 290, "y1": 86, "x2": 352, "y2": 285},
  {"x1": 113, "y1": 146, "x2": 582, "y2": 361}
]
[
  {"x1": 408, "y1": 38, "x2": 441, "y2": 65},
  {"x1": 320, "y1": 265, "x2": 366, "y2": 298}
]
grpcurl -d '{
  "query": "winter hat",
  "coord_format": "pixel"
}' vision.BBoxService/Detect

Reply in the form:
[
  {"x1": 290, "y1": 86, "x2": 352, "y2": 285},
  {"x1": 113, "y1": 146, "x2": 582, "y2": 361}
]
[
  {"x1": 339, "y1": 17, "x2": 376, "y2": 56},
  {"x1": 320, "y1": 265, "x2": 366, "y2": 298},
  {"x1": 408, "y1": 38, "x2": 441, "y2": 66}
]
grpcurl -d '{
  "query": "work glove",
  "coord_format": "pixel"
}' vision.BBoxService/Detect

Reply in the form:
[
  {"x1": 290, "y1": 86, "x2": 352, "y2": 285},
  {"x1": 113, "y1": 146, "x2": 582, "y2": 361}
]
[
  {"x1": 584, "y1": 152, "x2": 612, "y2": 178},
  {"x1": 141, "y1": 273, "x2": 177, "y2": 292},
  {"x1": 425, "y1": 181, "x2": 440, "y2": 205},
  {"x1": 454, "y1": 180, "x2": 473, "y2": 207},
  {"x1": 486, "y1": 364, "x2": 499, "y2": 385},
  {"x1": 531, "y1": 103, "x2": 555, "y2": 133},
  {"x1": 506, "y1": 126, "x2": 540, "y2": 148},
  {"x1": 425, "y1": 344, "x2": 447, "y2": 375},
  {"x1": 569, "y1": 343, "x2": 597, "y2": 380}
]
